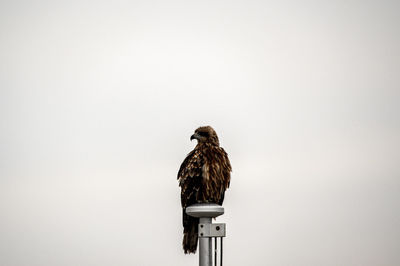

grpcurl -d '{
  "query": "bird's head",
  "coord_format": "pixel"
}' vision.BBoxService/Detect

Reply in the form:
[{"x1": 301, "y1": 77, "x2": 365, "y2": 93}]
[{"x1": 190, "y1": 126, "x2": 220, "y2": 146}]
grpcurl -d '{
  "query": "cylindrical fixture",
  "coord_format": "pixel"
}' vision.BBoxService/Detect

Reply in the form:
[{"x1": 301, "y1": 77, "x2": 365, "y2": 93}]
[{"x1": 199, "y1": 217, "x2": 212, "y2": 266}]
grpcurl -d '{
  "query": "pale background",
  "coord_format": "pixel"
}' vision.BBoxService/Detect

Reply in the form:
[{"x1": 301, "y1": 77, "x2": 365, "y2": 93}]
[{"x1": 1, "y1": 0, "x2": 399, "y2": 265}]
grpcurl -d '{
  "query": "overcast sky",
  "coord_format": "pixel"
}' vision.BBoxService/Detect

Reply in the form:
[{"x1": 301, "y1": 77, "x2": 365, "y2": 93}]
[{"x1": 1, "y1": 0, "x2": 399, "y2": 265}]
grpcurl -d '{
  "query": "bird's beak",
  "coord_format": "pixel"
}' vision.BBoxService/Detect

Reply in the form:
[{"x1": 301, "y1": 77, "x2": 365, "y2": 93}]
[{"x1": 190, "y1": 133, "x2": 200, "y2": 141}]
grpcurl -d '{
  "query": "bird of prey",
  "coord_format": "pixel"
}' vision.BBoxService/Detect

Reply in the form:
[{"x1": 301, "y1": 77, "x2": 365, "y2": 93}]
[{"x1": 177, "y1": 126, "x2": 232, "y2": 254}]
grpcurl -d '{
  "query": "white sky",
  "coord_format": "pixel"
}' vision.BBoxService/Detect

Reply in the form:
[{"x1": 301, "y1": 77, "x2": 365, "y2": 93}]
[{"x1": 1, "y1": 0, "x2": 399, "y2": 265}]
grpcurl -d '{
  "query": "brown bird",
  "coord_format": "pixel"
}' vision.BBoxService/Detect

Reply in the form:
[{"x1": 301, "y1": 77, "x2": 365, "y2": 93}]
[{"x1": 177, "y1": 126, "x2": 232, "y2": 254}]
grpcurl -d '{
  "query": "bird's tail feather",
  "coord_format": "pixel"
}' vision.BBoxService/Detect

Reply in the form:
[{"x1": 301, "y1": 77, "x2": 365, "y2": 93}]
[{"x1": 182, "y1": 210, "x2": 199, "y2": 254}]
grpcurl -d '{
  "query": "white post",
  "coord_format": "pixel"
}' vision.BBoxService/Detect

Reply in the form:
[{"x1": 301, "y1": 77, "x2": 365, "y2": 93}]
[
  {"x1": 186, "y1": 203, "x2": 226, "y2": 266},
  {"x1": 199, "y1": 217, "x2": 212, "y2": 266}
]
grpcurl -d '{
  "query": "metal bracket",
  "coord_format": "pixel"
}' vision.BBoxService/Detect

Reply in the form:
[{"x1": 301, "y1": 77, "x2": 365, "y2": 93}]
[{"x1": 199, "y1": 223, "x2": 226, "y2": 238}]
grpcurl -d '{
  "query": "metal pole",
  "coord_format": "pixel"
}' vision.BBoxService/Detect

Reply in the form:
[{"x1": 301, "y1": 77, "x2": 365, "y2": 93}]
[
  {"x1": 214, "y1": 237, "x2": 217, "y2": 266},
  {"x1": 185, "y1": 204, "x2": 226, "y2": 266},
  {"x1": 220, "y1": 237, "x2": 223, "y2": 266},
  {"x1": 199, "y1": 217, "x2": 212, "y2": 266}
]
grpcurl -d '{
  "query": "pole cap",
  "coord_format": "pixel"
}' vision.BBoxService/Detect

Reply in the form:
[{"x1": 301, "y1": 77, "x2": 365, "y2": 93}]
[{"x1": 186, "y1": 203, "x2": 224, "y2": 218}]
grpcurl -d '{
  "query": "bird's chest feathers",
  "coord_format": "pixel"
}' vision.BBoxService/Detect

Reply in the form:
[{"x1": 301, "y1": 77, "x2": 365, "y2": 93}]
[
  {"x1": 202, "y1": 164, "x2": 209, "y2": 181},
  {"x1": 201, "y1": 162, "x2": 220, "y2": 182}
]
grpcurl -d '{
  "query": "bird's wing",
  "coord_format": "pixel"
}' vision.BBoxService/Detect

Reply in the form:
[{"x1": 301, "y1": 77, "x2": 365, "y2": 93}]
[{"x1": 178, "y1": 149, "x2": 203, "y2": 208}]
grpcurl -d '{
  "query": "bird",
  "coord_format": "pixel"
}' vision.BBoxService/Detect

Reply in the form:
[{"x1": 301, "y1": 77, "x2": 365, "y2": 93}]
[{"x1": 177, "y1": 126, "x2": 232, "y2": 254}]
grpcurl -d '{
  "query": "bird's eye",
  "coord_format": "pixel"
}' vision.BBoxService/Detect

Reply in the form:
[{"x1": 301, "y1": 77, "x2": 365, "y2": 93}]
[{"x1": 198, "y1": 132, "x2": 208, "y2": 137}]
